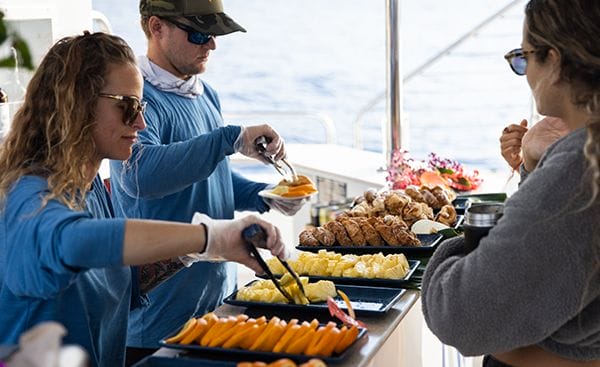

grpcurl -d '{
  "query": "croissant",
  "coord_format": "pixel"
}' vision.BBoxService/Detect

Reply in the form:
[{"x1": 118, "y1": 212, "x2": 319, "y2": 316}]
[
  {"x1": 373, "y1": 222, "x2": 401, "y2": 245},
  {"x1": 313, "y1": 226, "x2": 336, "y2": 246},
  {"x1": 299, "y1": 228, "x2": 320, "y2": 246},
  {"x1": 392, "y1": 227, "x2": 421, "y2": 247},
  {"x1": 340, "y1": 218, "x2": 366, "y2": 245},
  {"x1": 384, "y1": 191, "x2": 409, "y2": 215},
  {"x1": 364, "y1": 188, "x2": 378, "y2": 203},
  {"x1": 419, "y1": 188, "x2": 439, "y2": 208},
  {"x1": 381, "y1": 215, "x2": 408, "y2": 230},
  {"x1": 324, "y1": 220, "x2": 353, "y2": 246},
  {"x1": 356, "y1": 217, "x2": 384, "y2": 246},
  {"x1": 436, "y1": 204, "x2": 457, "y2": 226},
  {"x1": 430, "y1": 186, "x2": 452, "y2": 207},
  {"x1": 405, "y1": 186, "x2": 424, "y2": 202}
]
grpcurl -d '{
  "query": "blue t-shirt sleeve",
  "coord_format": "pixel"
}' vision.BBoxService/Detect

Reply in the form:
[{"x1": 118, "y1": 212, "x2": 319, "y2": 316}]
[
  {"x1": 4, "y1": 182, "x2": 125, "y2": 299},
  {"x1": 231, "y1": 171, "x2": 270, "y2": 213},
  {"x1": 110, "y1": 95, "x2": 242, "y2": 200}
]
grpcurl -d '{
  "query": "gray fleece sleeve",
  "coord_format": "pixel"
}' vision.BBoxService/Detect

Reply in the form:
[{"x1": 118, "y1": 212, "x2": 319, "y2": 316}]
[{"x1": 422, "y1": 130, "x2": 600, "y2": 357}]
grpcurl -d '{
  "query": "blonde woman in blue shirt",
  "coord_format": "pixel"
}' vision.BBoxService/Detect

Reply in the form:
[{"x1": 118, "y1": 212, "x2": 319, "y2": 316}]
[{"x1": 0, "y1": 32, "x2": 286, "y2": 367}]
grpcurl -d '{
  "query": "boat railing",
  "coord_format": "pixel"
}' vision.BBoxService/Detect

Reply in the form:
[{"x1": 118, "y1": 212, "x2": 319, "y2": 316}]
[
  {"x1": 353, "y1": 0, "x2": 526, "y2": 150},
  {"x1": 224, "y1": 110, "x2": 337, "y2": 145}
]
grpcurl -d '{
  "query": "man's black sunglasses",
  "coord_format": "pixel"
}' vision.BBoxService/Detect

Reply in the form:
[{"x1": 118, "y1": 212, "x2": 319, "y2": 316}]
[
  {"x1": 99, "y1": 94, "x2": 146, "y2": 126},
  {"x1": 163, "y1": 18, "x2": 214, "y2": 45}
]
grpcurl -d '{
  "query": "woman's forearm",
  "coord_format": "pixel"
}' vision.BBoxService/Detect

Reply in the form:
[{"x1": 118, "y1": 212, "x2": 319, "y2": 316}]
[{"x1": 122, "y1": 220, "x2": 206, "y2": 265}]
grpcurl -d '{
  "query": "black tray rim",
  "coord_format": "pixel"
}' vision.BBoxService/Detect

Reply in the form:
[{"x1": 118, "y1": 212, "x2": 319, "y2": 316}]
[
  {"x1": 296, "y1": 233, "x2": 442, "y2": 254},
  {"x1": 223, "y1": 282, "x2": 407, "y2": 315},
  {"x1": 157, "y1": 324, "x2": 368, "y2": 364}
]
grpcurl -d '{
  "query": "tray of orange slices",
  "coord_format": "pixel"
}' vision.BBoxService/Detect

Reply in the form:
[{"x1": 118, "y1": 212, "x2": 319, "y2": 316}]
[
  {"x1": 258, "y1": 175, "x2": 318, "y2": 201},
  {"x1": 160, "y1": 312, "x2": 365, "y2": 364}
]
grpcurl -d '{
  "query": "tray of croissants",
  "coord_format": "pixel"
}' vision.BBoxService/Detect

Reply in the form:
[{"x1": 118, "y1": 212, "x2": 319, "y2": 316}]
[{"x1": 297, "y1": 185, "x2": 459, "y2": 255}]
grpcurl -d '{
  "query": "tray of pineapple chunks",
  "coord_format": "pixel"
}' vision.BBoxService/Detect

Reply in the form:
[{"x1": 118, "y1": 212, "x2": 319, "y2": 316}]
[
  {"x1": 225, "y1": 280, "x2": 406, "y2": 315},
  {"x1": 262, "y1": 250, "x2": 420, "y2": 288}
]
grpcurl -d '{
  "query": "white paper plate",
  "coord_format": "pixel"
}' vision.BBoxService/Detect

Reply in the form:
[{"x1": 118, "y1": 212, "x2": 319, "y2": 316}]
[{"x1": 258, "y1": 189, "x2": 317, "y2": 201}]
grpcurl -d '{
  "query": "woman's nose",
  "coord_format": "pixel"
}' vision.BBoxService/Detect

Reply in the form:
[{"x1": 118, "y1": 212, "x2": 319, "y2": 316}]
[{"x1": 132, "y1": 113, "x2": 146, "y2": 131}]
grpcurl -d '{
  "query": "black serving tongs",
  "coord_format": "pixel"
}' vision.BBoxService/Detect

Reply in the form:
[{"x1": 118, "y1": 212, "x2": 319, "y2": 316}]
[
  {"x1": 254, "y1": 136, "x2": 298, "y2": 183},
  {"x1": 242, "y1": 224, "x2": 307, "y2": 304}
]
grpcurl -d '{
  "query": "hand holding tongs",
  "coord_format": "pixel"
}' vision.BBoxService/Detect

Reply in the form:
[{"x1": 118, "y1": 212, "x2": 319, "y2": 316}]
[
  {"x1": 254, "y1": 136, "x2": 298, "y2": 183},
  {"x1": 242, "y1": 224, "x2": 306, "y2": 304}
]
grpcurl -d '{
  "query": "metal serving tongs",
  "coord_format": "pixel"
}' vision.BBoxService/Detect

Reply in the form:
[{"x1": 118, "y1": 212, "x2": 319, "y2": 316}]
[
  {"x1": 254, "y1": 136, "x2": 298, "y2": 184},
  {"x1": 242, "y1": 224, "x2": 307, "y2": 304}
]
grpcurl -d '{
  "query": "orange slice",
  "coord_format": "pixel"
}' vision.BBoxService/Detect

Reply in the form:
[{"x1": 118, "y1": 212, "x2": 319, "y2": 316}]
[
  {"x1": 249, "y1": 316, "x2": 280, "y2": 351},
  {"x1": 333, "y1": 325, "x2": 359, "y2": 354},
  {"x1": 240, "y1": 323, "x2": 267, "y2": 349},
  {"x1": 285, "y1": 328, "x2": 316, "y2": 355},
  {"x1": 164, "y1": 318, "x2": 197, "y2": 344},
  {"x1": 180, "y1": 318, "x2": 208, "y2": 345}
]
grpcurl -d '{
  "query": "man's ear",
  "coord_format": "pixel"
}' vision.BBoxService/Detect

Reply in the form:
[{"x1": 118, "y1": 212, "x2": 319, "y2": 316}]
[{"x1": 148, "y1": 16, "x2": 165, "y2": 39}]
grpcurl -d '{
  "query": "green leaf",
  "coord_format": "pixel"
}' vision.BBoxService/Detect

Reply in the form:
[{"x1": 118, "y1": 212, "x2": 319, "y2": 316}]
[
  {"x1": 437, "y1": 167, "x2": 454, "y2": 175},
  {"x1": 457, "y1": 177, "x2": 470, "y2": 186},
  {"x1": 0, "y1": 20, "x2": 7, "y2": 44},
  {"x1": 438, "y1": 228, "x2": 460, "y2": 238},
  {"x1": 0, "y1": 56, "x2": 16, "y2": 68},
  {"x1": 12, "y1": 36, "x2": 34, "y2": 70}
]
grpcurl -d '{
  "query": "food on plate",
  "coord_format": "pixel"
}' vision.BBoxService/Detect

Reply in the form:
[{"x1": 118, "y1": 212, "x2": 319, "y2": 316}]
[
  {"x1": 270, "y1": 175, "x2": 318, "y2": 197},
  {"x1": 434, "y1": 204, "x2": 457, "y2": 226},
  {"x1": 350, "y1": 187, "x2": 456, "y2": 224},
  {"x1": 237, "y1": 359, "x2": 327, "y2": 367},
  {"x1": 298, "y1": 187, "x2": 459, "y2": 247},
  {"x1": 167, "y1": 313, "x2": 361, "y2": 358},
  {"x1": 267, "y1": 250, "x2": 411, "y2": 279},
  {"x1": 299, "y1": 216, "x2": 420, "y2": 247},
  {"x1": 236, "y1": 277, "x2": 337, "y2": 304}
]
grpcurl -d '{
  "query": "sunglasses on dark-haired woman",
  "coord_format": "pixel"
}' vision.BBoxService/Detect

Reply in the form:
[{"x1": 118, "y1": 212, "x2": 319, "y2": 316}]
[
  {"x1": 99, "y1": 94, "x2": 147, "y2": 126},
  {"x1": 504, "y1": 48, "x2": 536, "y2": 76}
]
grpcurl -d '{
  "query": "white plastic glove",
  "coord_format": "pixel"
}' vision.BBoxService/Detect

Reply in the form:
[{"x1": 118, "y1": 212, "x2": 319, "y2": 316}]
[
  {"x1": 263, "y1": 193, "x2": 308, "y2": 216},
  {"x1": 233, "y1": 124, "x2": 286, "y2": 164},
  {"x1": 180, "y1": 213, "x2": 289, "y2": 275}
]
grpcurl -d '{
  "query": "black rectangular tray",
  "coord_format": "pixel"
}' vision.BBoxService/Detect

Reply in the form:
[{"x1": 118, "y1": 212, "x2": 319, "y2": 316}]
[
  {"x1": 260, "y1": 260, "x2": 420, "y2": 288},
  {"x1": 158, "y1": 325, "x2": 367, "y2": 364},
  {"x1": 297, "y1": 233, "x2": 442, "y2": 255},
  {"x1": 224, "y1": 282, "x2": 406, "y2": 315},
  {"x1": 133, "y1": 356, "x2": 236, "y2": 367}
]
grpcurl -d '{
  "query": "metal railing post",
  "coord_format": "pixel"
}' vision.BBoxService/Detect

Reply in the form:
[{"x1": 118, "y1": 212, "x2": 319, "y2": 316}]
[{"x1": 385, "y1": 0, "x2": 404, "y2": 167}]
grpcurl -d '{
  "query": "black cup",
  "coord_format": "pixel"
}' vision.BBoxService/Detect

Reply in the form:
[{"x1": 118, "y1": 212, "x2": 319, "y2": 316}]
[{"x1": 463, "y1": 202, "x2": 504, "y2": 252}]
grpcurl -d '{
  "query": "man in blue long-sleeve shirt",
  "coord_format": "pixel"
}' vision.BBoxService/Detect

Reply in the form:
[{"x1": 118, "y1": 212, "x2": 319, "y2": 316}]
[{"x1": 109, "y1": 1, "x2": 306, "y2": 363}]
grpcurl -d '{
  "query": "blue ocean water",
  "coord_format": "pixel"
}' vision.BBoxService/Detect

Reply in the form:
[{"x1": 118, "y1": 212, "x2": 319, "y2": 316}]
[{"x1": 92, "y1": 0, "x2": 531, "y2": 173}]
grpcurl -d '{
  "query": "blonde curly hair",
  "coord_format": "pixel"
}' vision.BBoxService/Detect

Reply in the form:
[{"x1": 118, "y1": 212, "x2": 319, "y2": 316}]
[{"x1": 0, "y1": 32, "x2": 136, "y2": 210}]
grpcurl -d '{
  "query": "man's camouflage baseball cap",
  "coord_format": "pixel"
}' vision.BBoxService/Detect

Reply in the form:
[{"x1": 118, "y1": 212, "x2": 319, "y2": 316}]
[{"x1": 140, "y1": 0, "x2": 246, "y2": 36}]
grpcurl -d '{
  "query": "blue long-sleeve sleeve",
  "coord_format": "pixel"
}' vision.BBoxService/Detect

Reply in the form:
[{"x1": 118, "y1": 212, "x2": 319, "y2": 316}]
[
  {"x1": 0, "y1": 175, "x2": 131, "y2": 367},
  {"x1": 3, "y1": 177, "x2": 125, "y2": 299},
  {"x1": 232, "y1": 170, "x2": 269, "y2": 212},
  {"x1": 113, "y1": 124, "x2": 241, "y2": 199}
]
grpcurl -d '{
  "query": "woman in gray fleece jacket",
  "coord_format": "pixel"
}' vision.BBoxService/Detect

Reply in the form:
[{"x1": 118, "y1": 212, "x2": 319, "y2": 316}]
[{"x1": 421, "y1": 1, "x2": 600, "y2": 366}]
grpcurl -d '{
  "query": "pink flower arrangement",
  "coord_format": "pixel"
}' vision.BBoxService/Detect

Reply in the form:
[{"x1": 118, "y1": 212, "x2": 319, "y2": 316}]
[{"x1": 386, "y1": 150, "x2": 482, "y2": 192}]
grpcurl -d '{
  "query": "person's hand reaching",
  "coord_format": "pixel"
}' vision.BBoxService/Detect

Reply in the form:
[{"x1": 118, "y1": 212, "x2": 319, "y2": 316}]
[
  {"x1": 264, "y1": 196, "x2": 308, "y2": 216},
  {"x1": 500, "y1": 119, "x2": 529, "y2": 170},
  {"x1": 234, "y1": 124, "x2": 286, "y2": 164},
  {"x1": 186, "y1": 213, "x2": 288, "y2": 275}
]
